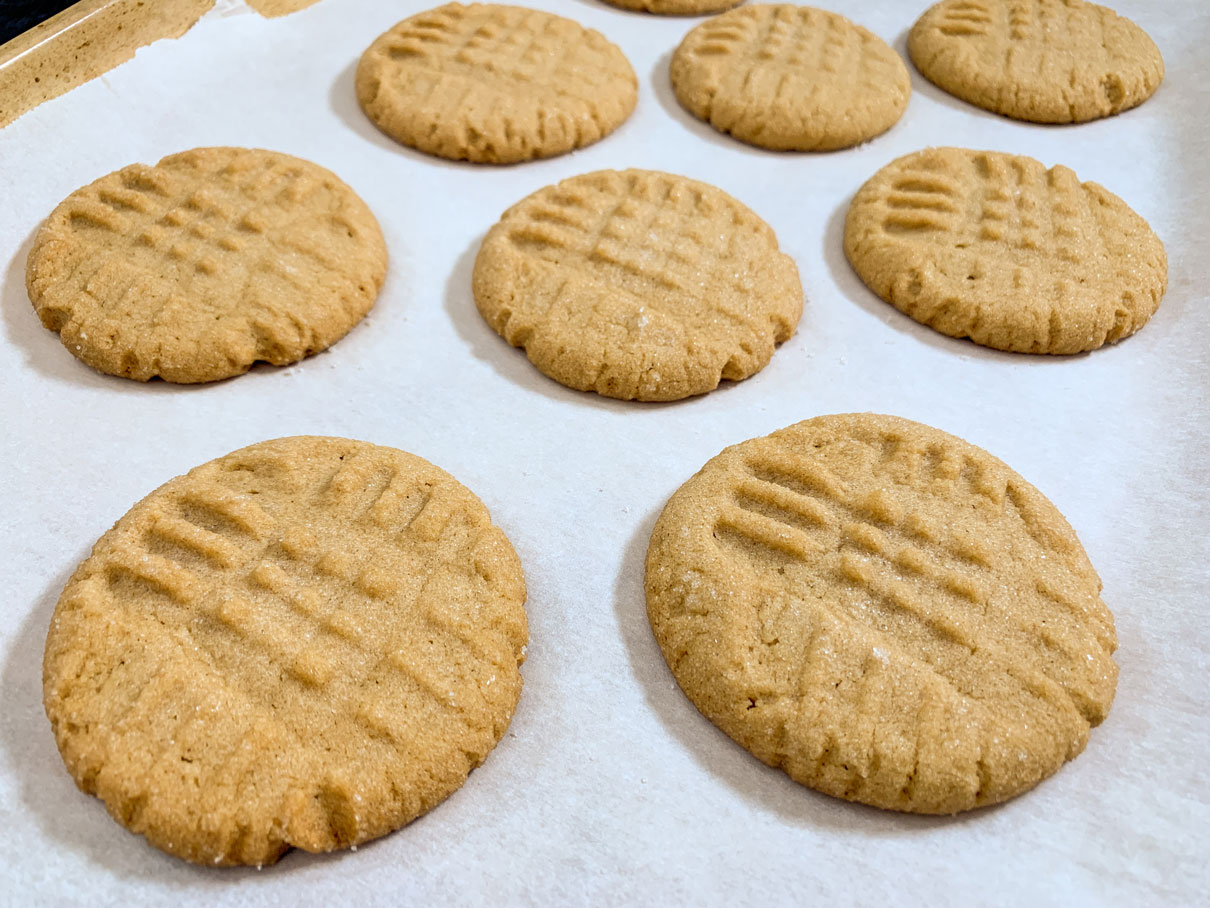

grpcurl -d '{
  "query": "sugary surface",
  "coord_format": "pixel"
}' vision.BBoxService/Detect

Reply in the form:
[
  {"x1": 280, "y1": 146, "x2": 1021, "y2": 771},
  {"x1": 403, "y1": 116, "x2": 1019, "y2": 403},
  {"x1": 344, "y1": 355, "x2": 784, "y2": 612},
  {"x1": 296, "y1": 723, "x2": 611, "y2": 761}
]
[
  {"x1": 909, "y1": 0, "x2": 1164, "y2": 123},
  {"x1": 26, "y1": 147, "x2": 387, "y2": 383},
  {"x1": 646, "y1": 413, "x2": 1117, "y2": 814},
  {"x1": 42, "y1": 436, "x2": 528, "y2": 866},
  {"x1": 844, "y1": 146, "x2": 1167, "y2": 353},
  {"x1": 472, "y1": 168, "x2": 803, "y2": 401},
  {"x1": 671, "y1": 4, "x2": 910, "y2": 151},
  {"x1": 356, "y1": 3, "x2": 637, "y2": 163}
]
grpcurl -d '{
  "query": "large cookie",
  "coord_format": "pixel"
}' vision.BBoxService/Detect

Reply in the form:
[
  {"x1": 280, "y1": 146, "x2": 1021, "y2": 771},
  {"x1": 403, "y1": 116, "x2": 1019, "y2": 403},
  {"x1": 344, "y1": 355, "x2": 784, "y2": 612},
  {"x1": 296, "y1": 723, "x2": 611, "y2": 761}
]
[
  {"x1": 646, "y1": 413, "x2": 1118, "y2": 814},
  {"x1": 43, "y1": 436, "x2": 528, "y2": 866},
  {"x1": 602, "y1": 1, "x2": 745, "y2": 15},
  {"x1": 26, "y1": 147, "x2": 387, "y2": 383},
  {"x1": 472, "y1": 169, "x2": 803, "y2": 401},
  {"x1": 356, "y1": 3, "x2": 637, "y2": 164},
  {"x1": 908, "y1": 0, "x2": 1163, "y2": 123},
  {"x1": 670, "y1": 5, "x2": 910, "y2": 151},
  {"x1": 844, "y1": 147, "x2": 1167, "y2": 354}
]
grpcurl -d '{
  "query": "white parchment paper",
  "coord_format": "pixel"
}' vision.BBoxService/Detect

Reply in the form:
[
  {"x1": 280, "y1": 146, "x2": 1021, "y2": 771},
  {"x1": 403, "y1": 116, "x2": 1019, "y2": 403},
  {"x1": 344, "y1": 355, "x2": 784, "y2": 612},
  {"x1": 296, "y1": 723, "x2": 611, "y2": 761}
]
[{"x1": 1, "y1": 1, "x2": 1207, "y2": 904}]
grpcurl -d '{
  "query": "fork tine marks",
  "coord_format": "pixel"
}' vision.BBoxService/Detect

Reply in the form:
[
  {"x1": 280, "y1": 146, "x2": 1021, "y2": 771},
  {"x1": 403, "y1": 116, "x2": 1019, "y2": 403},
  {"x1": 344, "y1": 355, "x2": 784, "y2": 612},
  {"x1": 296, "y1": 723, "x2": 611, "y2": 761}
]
[
  {"x1": 106, "y1": 546, "x2": 199, "y2": 603},
  {"x1": 148, "y1": 514, "x2": 245, "y2": 569},
  {"x1": 181, "y1": 484, "x2": 276, "y2": 539},
  {"x1": 714, "y1": 505, "x2": 821, "y2": 562}
]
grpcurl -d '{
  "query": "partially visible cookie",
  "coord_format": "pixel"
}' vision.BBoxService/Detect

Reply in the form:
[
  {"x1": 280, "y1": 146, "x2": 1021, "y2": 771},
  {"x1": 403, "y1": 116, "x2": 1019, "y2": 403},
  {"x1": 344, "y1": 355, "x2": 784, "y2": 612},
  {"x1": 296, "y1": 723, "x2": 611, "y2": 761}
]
[
  {"x1": 472, "y1": 169, "x2": 803, "y2": 401},
  {"x1": 909, "y1": 0, "x2": 1163, "y2": 123},
  {"x1": 26, "y1": 147, "x2": 387, "y2": 383},
  {"x1": 602, "y1": 0, "x2": 745, "y2": 15},
  {"x1": 844, "y1": 147, "x2": 1167, "y2": 354},
  {"x1": 670, "y1": 5, "x2": 910, "y2": 151},
  {"x1": 356, "y1": 3, "x2": 637, "y2": 164},
  {"x1": 646, "y1": 413, "x2": 1118, "y2": 814},
  {"x1": 246, "y1": 0, "x2": 320, "y2": 15},
  {"x1": 43, "y1": 436, "x2": 528, "y2": 866}
]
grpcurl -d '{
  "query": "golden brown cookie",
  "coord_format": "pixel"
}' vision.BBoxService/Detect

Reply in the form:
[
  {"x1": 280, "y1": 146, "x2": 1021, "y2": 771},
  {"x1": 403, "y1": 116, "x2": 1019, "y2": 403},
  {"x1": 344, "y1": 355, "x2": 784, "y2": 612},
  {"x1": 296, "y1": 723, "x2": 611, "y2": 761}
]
[
  {"x1": 26, "y1": 147, "x2": 387, "y2": 383},
  {"x1": 246, "y1": 0, "x2": 320, "y2": 16},
  {"x1": 670, "y1": 4, "x2": 910, "y2": 151},
  {"x1": 472, "y1": 168, "x2": 803, "y2": 401},
  {"x1": 601, "y1": 0, "x2": 745, "y2": 16},
  {"x1": 43, "y1": 436, "x2": 528, "y2": 866},
  {"x1": 844, "y1": 147, "x2": 1167, "y2": 354},
  {"x1": 908, "y1": 0, "x2": 1163, "y2": 123},
  {"x1": 356, "y1": 3, "x2": 637, "y2": 164},
  {"x1": 646, "y1": 413, "x2": 1118, "y2": 814}
]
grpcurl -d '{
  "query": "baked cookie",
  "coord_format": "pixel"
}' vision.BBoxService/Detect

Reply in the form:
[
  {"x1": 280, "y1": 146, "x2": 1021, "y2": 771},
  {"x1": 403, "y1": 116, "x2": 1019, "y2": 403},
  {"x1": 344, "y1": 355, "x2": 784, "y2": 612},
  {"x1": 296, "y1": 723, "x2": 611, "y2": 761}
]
[
  {"x1": 601, "y1": 1, "x2": 745, "y2": 16},
  {"x1": 245, "y1": 0, "x2": 320, "y2": 16},
  {"x1": 908, "y1": 0, "x2": 1163, "y2": 123},
  {"x1": 844, "y1": 147, "x2": 1166, "y2": 354},
  {"x1": 670, "y1": 5, "x2": 910, "y2": 151},
  {"x1": 43, "y1": 436, "x2": 528, "y2": 866},
  {"x1": 472, "y1": 169, "x2": 803, "y2": 401},
  {"x1": 26, "y1": 147, "x2": 387, "y2": 383},
  {"x1": 356, "y1": 3, "x2": 637, "y2": 164},
  {"x1": 646, "y1": 413, "x2": 1118, "y2": 814}
]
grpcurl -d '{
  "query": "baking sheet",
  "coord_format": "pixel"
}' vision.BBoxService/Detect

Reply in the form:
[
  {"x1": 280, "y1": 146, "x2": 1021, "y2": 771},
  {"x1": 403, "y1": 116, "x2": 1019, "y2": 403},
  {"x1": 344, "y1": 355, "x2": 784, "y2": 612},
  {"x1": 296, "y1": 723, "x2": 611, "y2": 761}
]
[{"x1": 1, "y1": 1, "x2": 1207, "y2": 904}]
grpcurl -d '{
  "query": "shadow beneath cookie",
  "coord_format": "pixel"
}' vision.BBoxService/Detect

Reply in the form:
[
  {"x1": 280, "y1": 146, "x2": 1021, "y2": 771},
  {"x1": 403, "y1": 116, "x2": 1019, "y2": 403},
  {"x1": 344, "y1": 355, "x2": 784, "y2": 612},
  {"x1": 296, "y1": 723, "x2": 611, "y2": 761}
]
[
  {"x1": 651, "y1": 48, "x2": 914, "y2": 160},
  {"x1": 0, "y1": 229, "x2": 115, "y2": 389},
  {"x1": 0, "y1": 561, "x2": 407, "y2": 880},
  {"x1": 576, "y1": 0, "x2": 720, "y2": 17},
  {"x1": 821, "y1": 199, "x2": 1091, "y2": 367},
  {"x1": 567, "y1": 0, "x2": 627, "y2": 13},
  {"x1": 329, "y1": 58, "x2": 423, "y2": 161},
  {"x1": 613, "y1": 508, "x2": 1009, "y2": 835},
  {"x1": 821, "y1": 199, "x2": 985, "y2": 359},
  {"x1": 0, "y1": 228, "x2": 238, "y2": 393},
  {"x1": 0, "y1": 558, "x2": 183, "y2": 879},
  {"x1": 649, "y1": 50, "x2": 785, "y2": 157},
  {"x1": 893, "y1": 29, "x2": 1009, "y2": 125},
  {"x1": 442, "y1": 233, "x2": 726, "y2": 412}
]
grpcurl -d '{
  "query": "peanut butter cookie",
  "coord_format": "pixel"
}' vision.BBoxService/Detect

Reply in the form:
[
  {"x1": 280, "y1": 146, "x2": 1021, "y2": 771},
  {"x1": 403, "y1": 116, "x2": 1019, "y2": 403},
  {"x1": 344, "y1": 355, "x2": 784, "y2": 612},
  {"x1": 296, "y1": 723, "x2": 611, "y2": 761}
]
[
  {"x1": 909, "y1": 0, "x2": 1163, "y2": 123},
  {"x1": 356, "y1": 3, "x2": 637, "y2": 163},
  {"x1": 671, "y1": 5, "x2": 910, "y2": 150},
  {"x1": 26, "y1": 147, "x2": 387, "y2": 383},
  {"x1": 646, "y1": 413, "x2": 1118, "y2": 813},
  {"x1": 602, "y1": 1, "x2": 745, "y2": 15},
  {"x1": 43, "y1": 436, "x2": 528, "y2": 865},
  {"x1": 472, "y1": 169, "x2": 803, "y2": 401},
  {"x1": 844, "y1": 147, "x2": 1166, "y2": 353}
]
